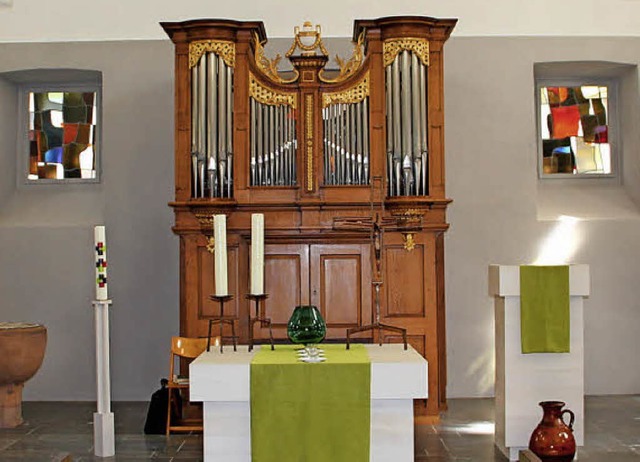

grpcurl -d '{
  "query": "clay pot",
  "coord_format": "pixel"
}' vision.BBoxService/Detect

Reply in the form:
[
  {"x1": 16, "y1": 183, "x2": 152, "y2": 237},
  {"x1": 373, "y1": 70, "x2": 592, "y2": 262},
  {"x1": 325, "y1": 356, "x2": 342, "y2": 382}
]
[
  {"x1": 0, "y1": 323, "x2": 47, "y2": 428},
  {"x1": 529, "y1": 401, "x2": 576, "y2": 462}
]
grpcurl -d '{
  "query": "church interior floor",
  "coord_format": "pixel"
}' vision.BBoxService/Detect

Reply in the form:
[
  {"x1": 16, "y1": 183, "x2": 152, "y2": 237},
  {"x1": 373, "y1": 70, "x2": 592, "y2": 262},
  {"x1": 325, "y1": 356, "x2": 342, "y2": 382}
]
[{"x1": 0, "y1": 395, "x2": 638, "y2": 461}]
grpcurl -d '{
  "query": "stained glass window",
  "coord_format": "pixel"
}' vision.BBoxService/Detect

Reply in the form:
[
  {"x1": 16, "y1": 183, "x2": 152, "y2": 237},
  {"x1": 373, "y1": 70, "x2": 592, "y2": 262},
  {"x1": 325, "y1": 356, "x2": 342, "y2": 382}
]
[
  {"x1": 539, "y1": 85, "x2": 611, "y2": 176},
  {"x1": 27, "y1": 91, "x2": 98, "y2": 181}
]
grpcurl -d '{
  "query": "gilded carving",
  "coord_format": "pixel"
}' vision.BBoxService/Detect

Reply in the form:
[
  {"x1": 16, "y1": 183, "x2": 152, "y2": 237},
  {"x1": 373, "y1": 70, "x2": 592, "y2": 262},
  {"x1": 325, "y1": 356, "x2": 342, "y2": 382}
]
[
  {"x1": 306, "y1": 94, "x2": 314, "y2": 191},
  {"x1": 319, "y1": 32, "x2": 365, "y2": 84},
  {"x1": 402, "y1": 233, "x2": 416, "y2": 252},
  {"x1": 189, "y1": 40, "x2": 236, "y2": 69},
  {"x1": 195, "y1": 212, "x2": 229, "y2": 227},
  {"x1": 285, "y1": 22, "x2": 329, "y2": 58},
  {"x1": 249, "y1": 73, "x2": 297, "y2": 109},
  {"x1": 383, "y1": 38, "x2": 429, "y2": 67},
  {"x1": 321, "y1": 73, "x2": 369, "y2": 108},
  {"x1": 206, "y1": 236, "x2": 216, "y2": 254},
  {"x1": 391, "y1": 208, "x2": 424, "y2": 227},
  {"x1": 253, "y1": 33, "x2": 299, "y2": 84}
]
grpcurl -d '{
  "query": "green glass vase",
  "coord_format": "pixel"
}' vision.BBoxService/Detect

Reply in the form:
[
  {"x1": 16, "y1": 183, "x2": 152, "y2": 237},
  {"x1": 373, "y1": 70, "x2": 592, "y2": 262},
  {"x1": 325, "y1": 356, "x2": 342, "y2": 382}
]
[{"x1": 287, "y1": 305, "x2": 326, "y2": 346}]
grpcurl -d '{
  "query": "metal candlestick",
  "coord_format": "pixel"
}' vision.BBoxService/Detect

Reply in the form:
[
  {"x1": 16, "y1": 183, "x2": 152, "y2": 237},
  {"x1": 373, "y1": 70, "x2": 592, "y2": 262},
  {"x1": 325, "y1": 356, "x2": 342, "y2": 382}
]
[
  {"x1": 245, "y1": 294, "x2": 274, "y2": 351},
  {"x1": 346, "y1": 281, "x2": 408, "y2": 350},
  {"x1": 207, "y1": 295, "x2": 237, "y2": 352}
]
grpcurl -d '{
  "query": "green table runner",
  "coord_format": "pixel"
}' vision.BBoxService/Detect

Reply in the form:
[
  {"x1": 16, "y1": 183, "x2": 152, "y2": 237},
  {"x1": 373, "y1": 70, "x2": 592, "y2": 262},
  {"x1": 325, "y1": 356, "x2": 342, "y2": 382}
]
[
  {"x1": 250, "y1": 344, "x2": 371, "y2": 462},
  {"x1": 520, "y1": 265, "x2": 570, "y2": 353}
]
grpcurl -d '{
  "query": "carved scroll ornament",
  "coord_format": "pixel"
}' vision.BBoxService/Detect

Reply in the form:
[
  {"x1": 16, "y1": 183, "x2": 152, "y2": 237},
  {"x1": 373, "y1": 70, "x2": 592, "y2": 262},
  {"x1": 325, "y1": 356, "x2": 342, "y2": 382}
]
[
  {"x1": 189, "y1": 40, "x2": 236, "y2": 69},
  {"x1": 383, "y1": 38, "x2": 429, "y2": 67}
]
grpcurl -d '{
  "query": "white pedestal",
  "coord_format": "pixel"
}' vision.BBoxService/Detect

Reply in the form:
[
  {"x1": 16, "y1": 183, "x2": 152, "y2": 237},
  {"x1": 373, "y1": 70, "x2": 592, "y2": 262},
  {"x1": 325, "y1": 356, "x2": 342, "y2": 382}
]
[
  {"x1": 92, "y1": 300, "x2": 115, "y2": 458},
  {"x1": 489, "y1": 265, "x2": 589, "y2": 461},
  {"x1": 190, "y1": 344, "x2": 427, "y2": 462},
  {"x1": 93, "y1": 412, "x2": 115, "y2": 457}
]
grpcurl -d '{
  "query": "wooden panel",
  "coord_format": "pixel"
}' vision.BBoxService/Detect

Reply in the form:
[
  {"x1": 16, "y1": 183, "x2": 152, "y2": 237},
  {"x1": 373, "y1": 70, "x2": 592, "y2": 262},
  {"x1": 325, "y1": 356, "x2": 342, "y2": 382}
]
[
  {"x1": 263, "y1": 244, "x2": 309, "y2": 334},
  {"x1": 384, "y1": 243, "x2": 425, "y2": 317},
  {"x1": 310, "y1": 244, "x2": 372, "y2": 337},
  {"x1": 319, "y1": 254, "x2": 361, "y2": 326}
]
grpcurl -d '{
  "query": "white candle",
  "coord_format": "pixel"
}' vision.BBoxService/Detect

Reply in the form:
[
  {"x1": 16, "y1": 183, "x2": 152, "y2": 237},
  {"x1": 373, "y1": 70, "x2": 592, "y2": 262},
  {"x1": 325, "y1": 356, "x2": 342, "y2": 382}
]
[
  {"x1": 250, "y1": 213, "x2": 264, "y2": 295},
  {"x1": 94, "y1": 225, "x2": 108, "y2": 300},
  {"x1": 214, "y1": 215, "x2": 228, "y2": 296}
]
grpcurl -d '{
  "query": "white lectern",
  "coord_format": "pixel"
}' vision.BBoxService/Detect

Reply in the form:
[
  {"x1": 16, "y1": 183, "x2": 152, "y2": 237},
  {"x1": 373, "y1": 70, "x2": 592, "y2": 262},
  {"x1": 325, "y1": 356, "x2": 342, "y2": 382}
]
[{"x1": 489, "y1": 264, "x2": 589, "y2": 461}]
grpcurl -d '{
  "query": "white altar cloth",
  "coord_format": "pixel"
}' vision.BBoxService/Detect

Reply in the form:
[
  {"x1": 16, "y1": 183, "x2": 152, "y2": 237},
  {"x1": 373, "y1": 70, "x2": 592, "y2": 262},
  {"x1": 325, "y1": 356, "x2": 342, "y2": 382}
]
[{"x1": 190, "y1": 344, "x2": 428, "y2": 462}]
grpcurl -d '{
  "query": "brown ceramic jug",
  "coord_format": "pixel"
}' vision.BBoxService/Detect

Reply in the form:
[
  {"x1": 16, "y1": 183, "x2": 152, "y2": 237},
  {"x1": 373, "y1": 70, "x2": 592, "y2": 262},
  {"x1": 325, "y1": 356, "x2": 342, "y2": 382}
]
[{"x1": 529, "y1": 401, "x2": 576, "y2": 462}]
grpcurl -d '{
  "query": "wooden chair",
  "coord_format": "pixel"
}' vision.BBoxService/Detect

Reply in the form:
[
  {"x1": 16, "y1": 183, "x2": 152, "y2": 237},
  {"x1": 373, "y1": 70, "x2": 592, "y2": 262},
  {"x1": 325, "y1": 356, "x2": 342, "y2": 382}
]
[{"x1": 166, "y1": 336, "x2": 208, "y2": 435}]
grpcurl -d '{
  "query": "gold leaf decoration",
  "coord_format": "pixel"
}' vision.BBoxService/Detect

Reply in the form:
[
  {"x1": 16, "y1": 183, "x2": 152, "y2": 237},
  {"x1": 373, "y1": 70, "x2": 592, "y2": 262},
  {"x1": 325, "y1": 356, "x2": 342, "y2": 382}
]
[
  {"x1": 206, "y1": 236, "x2": 216, "y2": 254},
  {"x1": 250, "y1": 73, "x2": 297, "y2": 109},
  {"x1": 321, "y1": 73, "x2": 369, "y2": 108},
  {"x1": 253, "y1": 33, "x2": 299, "y2": 84},
  {"x1": 319, "y1": 32, "x2": 365, "y2": 84},
  {"x1": 189, "y1": 40, "x2": 235, "y2": 69},
  {"x1": 306, "y1": 94, "x2": 313, "y2": 191},
  {"x1": 383, "y1": 38, "x2": 429, "y2": 67},
  {"x1": 285, "y1": 22, "x2": 329, "y2": 58},
  {"x1": 403, "y1": 233, "x2": 416, "y2": 251}
]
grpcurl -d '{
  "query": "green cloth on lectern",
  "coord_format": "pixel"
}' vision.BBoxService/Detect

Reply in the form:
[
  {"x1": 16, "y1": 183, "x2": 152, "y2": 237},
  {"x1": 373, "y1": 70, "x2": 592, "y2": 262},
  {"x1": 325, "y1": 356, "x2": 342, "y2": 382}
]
[
  {"x1": 520, "y1": 265, "x2": 570, "y2": 353},
  {"x1": 250, "y1": 344, "x2": 371, "y2": 462}
]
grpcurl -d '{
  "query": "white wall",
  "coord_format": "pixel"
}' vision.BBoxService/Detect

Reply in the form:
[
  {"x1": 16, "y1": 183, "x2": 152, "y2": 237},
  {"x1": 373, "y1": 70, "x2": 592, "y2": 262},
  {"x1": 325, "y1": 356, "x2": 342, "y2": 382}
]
[
  {"x1": 1, "y1": 0, "x2": 640, "y2": 42},
  {"x1": 0, "y1": 40, "x2": 178, "y2": 401},
  {"x1": 445, "y1": 37, "x2": 640, "y2": 397}
]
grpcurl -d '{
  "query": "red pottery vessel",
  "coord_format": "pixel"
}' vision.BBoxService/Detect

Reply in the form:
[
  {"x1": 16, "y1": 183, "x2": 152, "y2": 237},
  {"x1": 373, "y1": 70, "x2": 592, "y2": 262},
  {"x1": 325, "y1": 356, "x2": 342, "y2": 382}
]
[{"x1": 529, "y1": 401, "x2": 576, "y2": 462}]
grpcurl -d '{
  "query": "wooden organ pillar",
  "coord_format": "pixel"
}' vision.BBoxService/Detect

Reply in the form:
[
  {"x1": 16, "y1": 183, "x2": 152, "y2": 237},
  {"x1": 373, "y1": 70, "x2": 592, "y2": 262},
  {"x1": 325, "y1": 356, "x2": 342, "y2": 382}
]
[{"x1": 162, "y1": 15, "x2": 456, "y2": 417}]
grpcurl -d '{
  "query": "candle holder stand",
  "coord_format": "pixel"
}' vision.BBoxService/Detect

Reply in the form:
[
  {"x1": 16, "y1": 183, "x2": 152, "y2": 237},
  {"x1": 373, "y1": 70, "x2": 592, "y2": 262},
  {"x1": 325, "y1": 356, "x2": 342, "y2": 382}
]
[
  {"x1": 206, "y1": 295, "x2": 238, "y2": 353},
  {"x1": 91, "y1": 299, "x2": 115, "y2": 457},
  {"x1": 346, "y1": 281, "x2": 407, "y2": 350},
  {"x1": 246, "y1": 294, "x2": 274, "y2": 351}
]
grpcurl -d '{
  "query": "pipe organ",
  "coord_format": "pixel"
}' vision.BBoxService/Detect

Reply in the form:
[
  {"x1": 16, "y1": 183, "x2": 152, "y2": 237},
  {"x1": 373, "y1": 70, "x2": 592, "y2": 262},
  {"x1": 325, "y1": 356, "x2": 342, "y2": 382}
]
[{"x1": 163, "y1": 15, "x2": 456, "y2": 417}]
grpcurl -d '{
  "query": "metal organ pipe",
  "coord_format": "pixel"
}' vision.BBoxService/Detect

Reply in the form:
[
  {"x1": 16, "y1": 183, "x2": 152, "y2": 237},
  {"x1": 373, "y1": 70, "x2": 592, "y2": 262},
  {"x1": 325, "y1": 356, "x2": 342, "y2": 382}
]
[
  {"x1": 345, "y1": 104, "x2": 352, "y2": 185},
  {"x1": 356, "y1": 101, "x2": 363, "y2": 185},
  {"x1": 268, "y1": 105, "x2": 274, "y2": 185},
  {"x1": 248, "y1": 100, "x2": 297, "y2": 187},
  {"x1": 191, "y1": 64, "x2": 199, "y2": 197},
  {"x1": 196, "y1": 55, "x2": 207, "y2": 198},
  {"x1": 256, "y1": 101, "x2": 263, "y2": 186},
  {"x1": 250, "y1": 98, "x2": 256, "y2": 186},
  {"x1": 401, "y1": 50, "x2": 413, "y2": 196},
  {"x1": 188, "y1": 52, "x2": 237, "y2": 198},
  {"x1": 318, "y1": 100, "x2": 370, "y2": 187},
  {"x1": 226, "y1": 65, "x2": 233, "y2": 198},
  {"x1": 217, "y1": 57, "x2": 227, "y2": 197},
  {"x1": 362, "y1": 98, "x2": 369, "y2": 184},
  {"x1": 208, "y1": 53, "x2": 218, "y2": 198},
  {"x1": 385, "y1": 65, "x2": 394, "y2": 195},
  {"x1": 392, "y1": 57, "x2": 402, "y2": 197},
  {"x1": 384, "y1": 50, "x2": 429, "y2": 197},
  {"x1": 419, "y1": 63, "x2": 428, "y2": 196},
  {"x1": 411, "y1": 53, "x2": 422, "y2": 196},
  {"x1": 278, "y1": 106, "x2": 284, "y2": 185}
]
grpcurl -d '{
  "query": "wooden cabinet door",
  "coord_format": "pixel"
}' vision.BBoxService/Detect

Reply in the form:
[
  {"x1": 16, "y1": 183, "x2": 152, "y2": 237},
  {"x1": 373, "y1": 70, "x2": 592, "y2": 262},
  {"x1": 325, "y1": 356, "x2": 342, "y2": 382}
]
[
  {"x1": 310, "y1": 244, "x2": 372, "y2": 339},
  {"x1": 258, "y1": 243, "x2": 310, "y2": 339}
]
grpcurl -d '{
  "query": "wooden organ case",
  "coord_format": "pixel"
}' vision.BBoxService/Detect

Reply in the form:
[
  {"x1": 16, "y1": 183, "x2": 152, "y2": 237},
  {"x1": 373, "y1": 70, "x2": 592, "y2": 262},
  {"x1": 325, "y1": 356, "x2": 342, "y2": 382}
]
[{"x1": 162, "y1": 15, "x2": 456, "y2": 417}]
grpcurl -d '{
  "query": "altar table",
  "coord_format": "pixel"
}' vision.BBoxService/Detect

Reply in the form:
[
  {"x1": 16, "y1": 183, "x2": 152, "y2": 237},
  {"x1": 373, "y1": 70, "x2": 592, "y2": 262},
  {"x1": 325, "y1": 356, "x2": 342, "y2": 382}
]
[{"x1": 189, "y1": 344, "x2": 428, "y2": 462}]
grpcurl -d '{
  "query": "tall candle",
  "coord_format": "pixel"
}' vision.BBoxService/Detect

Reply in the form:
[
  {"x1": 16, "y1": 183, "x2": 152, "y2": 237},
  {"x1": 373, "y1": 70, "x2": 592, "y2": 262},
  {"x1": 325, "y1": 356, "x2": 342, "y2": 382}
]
[
  {"x1": 213, "y1": 215, "x2": 228, "y2": 296},
  {"x1": 94, "y1": 225, "x2": 108, "y2": 300},
  {"x1": 250, "y1": 213, "x2": 264, "y2": 295}
]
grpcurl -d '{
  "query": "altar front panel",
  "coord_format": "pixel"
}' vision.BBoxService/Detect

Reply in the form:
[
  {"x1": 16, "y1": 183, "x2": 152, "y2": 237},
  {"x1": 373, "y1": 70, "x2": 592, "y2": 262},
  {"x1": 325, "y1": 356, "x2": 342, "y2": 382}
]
[{"x1": 190, "y1": 344, "x2": 427, "y2": 462}]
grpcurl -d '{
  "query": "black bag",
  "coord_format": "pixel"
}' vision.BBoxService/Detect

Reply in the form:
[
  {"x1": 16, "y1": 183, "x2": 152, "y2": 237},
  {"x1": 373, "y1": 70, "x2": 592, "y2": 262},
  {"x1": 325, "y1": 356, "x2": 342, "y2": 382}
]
[{"x1": 144, "y1": 379, "x2": 181, "y2": 434}]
